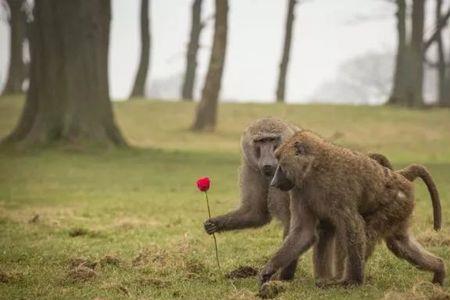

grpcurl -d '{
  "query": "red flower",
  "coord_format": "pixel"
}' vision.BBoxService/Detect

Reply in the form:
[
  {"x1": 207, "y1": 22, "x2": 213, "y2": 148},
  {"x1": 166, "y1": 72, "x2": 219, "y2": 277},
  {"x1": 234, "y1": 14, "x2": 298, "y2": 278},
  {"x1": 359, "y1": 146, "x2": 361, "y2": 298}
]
[{"x1": 196, "y1": 177, "x2": 210, "y2": 192}]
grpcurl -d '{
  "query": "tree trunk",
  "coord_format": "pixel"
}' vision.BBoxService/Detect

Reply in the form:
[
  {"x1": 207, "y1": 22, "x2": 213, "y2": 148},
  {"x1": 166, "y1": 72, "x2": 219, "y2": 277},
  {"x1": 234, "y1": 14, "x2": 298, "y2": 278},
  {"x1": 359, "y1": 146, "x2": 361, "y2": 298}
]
[
  {"x1": 387, "y1": 0, "x2": 407, "y2": 105},
  {"x1": 276, "y1": 0, "x2": 297, "y2": 103},
  {"x1": 435, "y1": 0, "x2": 446, "y2": 105},
  {"x1": 181, "y1": 0, "x2": 203, "y2": 101},
  {"x1": 129, "y1": 0, "x2": 151, "y2": 99},
  {"x1": 441, "y1": 30, "x2": 450, "y2": 107},
  {"x1": 191, "y1": 0, "x2": 228, "y2": 131},
  {"x1": 3, "y1": 0, "x2": 126, "y2": 147},
  {"x1": 2, "y1": 0, "x2": 27, "y2": 95},
  {"x1": 404, "y1": 0, "x2": 425, "y2": 107}
]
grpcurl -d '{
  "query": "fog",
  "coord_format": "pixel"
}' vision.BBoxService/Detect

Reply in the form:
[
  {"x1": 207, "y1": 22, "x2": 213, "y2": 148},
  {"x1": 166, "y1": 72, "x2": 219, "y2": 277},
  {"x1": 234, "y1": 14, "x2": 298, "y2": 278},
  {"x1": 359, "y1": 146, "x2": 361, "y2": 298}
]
[{"x1": 0, "y1": 0, "x2": 441, "y2": 103}]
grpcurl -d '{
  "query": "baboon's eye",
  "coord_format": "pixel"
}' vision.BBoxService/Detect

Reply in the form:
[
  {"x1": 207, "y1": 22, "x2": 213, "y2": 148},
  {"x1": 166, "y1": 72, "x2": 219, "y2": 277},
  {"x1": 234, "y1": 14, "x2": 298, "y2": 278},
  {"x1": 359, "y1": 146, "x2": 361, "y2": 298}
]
[{"x1": 294, "y1": 142, "x2": 308, "y2": 156}]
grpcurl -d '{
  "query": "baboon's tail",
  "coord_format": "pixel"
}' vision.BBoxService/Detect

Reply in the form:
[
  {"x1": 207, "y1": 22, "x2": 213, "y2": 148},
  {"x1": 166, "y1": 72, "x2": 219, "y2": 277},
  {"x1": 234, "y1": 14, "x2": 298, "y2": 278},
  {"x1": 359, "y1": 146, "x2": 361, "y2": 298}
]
[
  {"x1": 368, "y1": 153, "x2": 394, "y2": 170},
  {"x1": 398, "y1": 164, "x2": 442, "y2": 231}
]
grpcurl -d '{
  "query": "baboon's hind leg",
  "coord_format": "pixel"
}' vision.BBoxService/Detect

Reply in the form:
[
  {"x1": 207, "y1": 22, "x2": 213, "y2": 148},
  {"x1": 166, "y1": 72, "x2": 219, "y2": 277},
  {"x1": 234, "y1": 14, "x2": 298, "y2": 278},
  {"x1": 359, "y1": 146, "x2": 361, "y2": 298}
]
[
  {"x1": 313, "y1": 221, "x2": 337, "y2": 280},
  {"x1": 386, "y1": 234, "x2": 446, "y2": 285}
]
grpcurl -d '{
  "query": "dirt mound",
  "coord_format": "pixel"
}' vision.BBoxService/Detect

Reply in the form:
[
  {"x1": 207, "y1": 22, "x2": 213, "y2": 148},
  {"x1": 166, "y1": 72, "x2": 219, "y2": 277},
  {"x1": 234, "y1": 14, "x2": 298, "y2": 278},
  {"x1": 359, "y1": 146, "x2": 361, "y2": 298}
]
[
  {"x1": 67, "y1": 265, "x2": 97, "y2": 282},
  {"x1": 418, "y1": 229, "x2": 450, "y2": 247},
  {"x1": 0, "y1": 271, "x2": 21, "y2": 284},
  {"x1": 225, "y1": 266, "x2": 258, "y2": 279},
  {"x1": 68, "y1": 257, "x2": 98, "y2": 270},
  {"x1": 257, "y1": 281, "x2": 287, "y2": 299},
  {"x1": 99, "y1": 255, "x2": 121, "y2": 267},
  {"x1": 132, "y1": 246, "x2": 168, "y2": 268},
  {"x1": 138, "y1": 276, "x2": 171, "y2": 288},
  {"x1": 382, "y1": 281, "x2": 450, "y2": 300}
]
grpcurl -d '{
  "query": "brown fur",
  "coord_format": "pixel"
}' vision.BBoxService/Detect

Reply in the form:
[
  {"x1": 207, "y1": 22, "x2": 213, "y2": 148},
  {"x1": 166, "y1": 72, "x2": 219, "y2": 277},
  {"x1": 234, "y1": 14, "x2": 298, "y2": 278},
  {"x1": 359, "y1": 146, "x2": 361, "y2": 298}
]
[
  {"x1": 203, "y1": 118, "x2": 396, "y2": 281},
  {"x1": 203, "y1": 117, "x2": 300, "y2": 280},
  {"x1": 262, "y1": 130, "x2": 445, "y2": 287}
]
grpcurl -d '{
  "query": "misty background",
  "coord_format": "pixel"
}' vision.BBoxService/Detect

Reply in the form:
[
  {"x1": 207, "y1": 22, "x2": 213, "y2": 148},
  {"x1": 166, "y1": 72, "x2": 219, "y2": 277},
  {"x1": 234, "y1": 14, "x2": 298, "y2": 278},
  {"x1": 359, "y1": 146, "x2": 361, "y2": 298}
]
[{"x1": 0, "y1": 0, "x2": 444, "y2": 103}]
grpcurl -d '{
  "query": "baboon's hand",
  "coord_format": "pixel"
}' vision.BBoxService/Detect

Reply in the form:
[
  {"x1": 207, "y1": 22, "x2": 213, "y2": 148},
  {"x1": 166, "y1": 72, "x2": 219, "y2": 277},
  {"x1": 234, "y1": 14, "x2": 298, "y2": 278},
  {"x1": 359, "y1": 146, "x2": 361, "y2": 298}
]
[
  {"x1": 204, "y1": 219, "x2": 219, "y2": 235},
  {"x1": 259, "y1": 264, "x2": 276, "y2": 286}
]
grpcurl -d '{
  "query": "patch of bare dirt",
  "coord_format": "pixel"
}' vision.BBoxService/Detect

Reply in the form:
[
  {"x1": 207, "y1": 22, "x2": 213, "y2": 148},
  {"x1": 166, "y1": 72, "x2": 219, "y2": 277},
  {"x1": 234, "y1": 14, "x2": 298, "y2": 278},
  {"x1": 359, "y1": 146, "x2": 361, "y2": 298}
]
[
  {"x1": 382, "y1": 281, "x2": 450, "y2": 300},
  {"x1": 28, "y1": 214, "x2": 40, "y2": 223},
  {"x1": 137, "y1": 276, "x2": 171, "y2": 288},
  {"x1": 68, "y1": 227, "x2": 90, "y2": 237},
  {"x1": 0, "y1": 271, "x2": 21, "y2": 284},
  {"x1": 257, "y1": 281, "x2": 287, "y2": 299},
  {"x1": 99, "y1": 255, "x2": 121, "y2": 267},
  {"x1": 68, "y1": 257, "x2": 98, "y2": 270},
  {"x1": 67, "y1": 265, "x2": 97, "y2": 282},
  {"x1": 418, "y1": 229, "x2": 450, "y2": 247},
  {"x1": 132, "y1": 246, "x2": 168, "y2": 268},
  {"x1": 226, "y1": 289, "x2": 258, "y2": 300},
  {"x1": 225, "y1": 266, "x2": 258, "y2": 279}
]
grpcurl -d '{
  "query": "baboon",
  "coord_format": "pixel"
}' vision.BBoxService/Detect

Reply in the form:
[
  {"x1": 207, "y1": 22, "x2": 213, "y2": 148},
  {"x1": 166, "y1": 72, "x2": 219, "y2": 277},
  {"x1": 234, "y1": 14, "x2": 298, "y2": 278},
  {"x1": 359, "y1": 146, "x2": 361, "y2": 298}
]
[
  {"x1": 203, "y1": 118, "x2": 394, "y2": 281},
  {"x1": 262, "y1": 130, "x2": 444, "y2": 287},
  {"x1": 327, "y1": 156, "x2": 442, "y2": 279},
  {"x1": 204, "y1": 117, "x2": 300, "y2": 280}
]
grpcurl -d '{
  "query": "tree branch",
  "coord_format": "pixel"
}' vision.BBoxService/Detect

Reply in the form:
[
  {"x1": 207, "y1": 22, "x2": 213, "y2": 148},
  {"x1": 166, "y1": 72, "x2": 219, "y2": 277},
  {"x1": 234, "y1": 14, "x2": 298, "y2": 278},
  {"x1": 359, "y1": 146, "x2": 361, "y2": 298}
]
[{"x1": 423, "y1": 7, "x2": 450, "y2": 51}]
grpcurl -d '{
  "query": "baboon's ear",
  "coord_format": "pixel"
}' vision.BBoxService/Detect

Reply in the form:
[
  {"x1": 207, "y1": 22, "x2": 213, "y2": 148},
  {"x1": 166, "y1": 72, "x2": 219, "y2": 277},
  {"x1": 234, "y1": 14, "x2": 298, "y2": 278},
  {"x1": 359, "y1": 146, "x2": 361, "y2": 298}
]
[{"x1": 294, "y1": 142, "x2": 308, "y2": 156}]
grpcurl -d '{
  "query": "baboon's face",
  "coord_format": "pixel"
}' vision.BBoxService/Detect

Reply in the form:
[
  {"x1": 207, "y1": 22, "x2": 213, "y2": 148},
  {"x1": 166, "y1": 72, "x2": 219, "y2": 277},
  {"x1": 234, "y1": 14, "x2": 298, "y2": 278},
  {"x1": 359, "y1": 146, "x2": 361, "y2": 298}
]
[
  {"x1": 271, "y1": 136, "x2": 315, "y2": 191},
  {"x1": 253, "y1": 136, "x2": 281, "y2": 178}
]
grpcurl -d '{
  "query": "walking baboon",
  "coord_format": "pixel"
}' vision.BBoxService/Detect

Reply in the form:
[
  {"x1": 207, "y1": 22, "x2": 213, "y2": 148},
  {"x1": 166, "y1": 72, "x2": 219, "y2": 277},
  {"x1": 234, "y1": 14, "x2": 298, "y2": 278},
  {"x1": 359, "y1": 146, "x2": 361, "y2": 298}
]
[
  {"x1": 203, "y1": 118, "x2": 394, "y2": 281},
  {"x1": 262, "y1": 130, "x2": 444, "y2": 287},
  {"x1": 323, "y1": 156, "x2": 442, "y2": 279}
]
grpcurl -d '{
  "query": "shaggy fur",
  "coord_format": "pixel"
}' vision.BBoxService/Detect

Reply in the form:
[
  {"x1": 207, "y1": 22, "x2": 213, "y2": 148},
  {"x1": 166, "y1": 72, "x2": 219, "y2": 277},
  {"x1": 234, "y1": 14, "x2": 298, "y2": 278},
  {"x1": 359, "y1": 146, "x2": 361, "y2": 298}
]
[
  {"x1": 203, "y1": 118, "x2": 396, "y2": 281},
  {"x1": 262, "y1": 130, "x2": 445, "y2": 287}
]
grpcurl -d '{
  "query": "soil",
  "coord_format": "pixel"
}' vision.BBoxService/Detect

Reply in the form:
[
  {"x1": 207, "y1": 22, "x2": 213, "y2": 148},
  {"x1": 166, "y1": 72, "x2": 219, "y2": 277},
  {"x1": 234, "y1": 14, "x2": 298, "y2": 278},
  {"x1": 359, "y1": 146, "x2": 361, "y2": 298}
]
[{"x1": 225, "y1": 266, "x2": 258, "y2": 279}]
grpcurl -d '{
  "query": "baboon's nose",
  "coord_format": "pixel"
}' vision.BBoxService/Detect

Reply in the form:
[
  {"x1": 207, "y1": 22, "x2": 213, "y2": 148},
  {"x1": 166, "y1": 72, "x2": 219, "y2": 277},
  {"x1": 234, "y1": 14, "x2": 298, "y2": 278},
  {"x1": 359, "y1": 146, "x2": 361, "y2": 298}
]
[{"x1": 262, "y1": 165, "x2": 275, "y2": 177}]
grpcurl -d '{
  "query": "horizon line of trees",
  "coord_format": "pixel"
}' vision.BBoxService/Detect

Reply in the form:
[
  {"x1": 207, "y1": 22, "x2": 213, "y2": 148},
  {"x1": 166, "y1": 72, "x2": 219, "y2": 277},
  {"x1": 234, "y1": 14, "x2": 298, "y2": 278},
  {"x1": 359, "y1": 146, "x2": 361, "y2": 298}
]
[{"x1": 0, "y1": 0, "x2": 449, "y2": 147}]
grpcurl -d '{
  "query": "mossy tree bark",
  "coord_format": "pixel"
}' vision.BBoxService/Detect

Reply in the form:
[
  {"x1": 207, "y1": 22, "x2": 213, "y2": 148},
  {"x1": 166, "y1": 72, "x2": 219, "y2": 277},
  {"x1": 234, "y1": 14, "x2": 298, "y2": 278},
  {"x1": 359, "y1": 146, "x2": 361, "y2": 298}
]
[
  {"x1": 404, "y1": 0, "x2": 425, "y2": 107},
  {"x1": 2, "y1": 0, "x2": 27, "y2": 95},
  {"x1": 435, "y1": 0, "x2": 447, "y2": 105},
  {"x1": 388, "y1": 0, "x2": 425, "y2": 107},
  {"x1": 387, "y1": 0, "x2": 407, "y2": 105},
  {"x1": 181, "y1": 0, "x2": 203, "y2": 101},
  {"x1": 191, "y1": 0, "x2": 228, "y2": 131},
  {"x1": 3, "y1": 0, "x2": 126, "y2": 147},
  {"x1": 129, "y1": 0, "x2": 151, "y2": 99},
  {"x1": 275, "y1": 0, "x2": 297, "y2": 103}
]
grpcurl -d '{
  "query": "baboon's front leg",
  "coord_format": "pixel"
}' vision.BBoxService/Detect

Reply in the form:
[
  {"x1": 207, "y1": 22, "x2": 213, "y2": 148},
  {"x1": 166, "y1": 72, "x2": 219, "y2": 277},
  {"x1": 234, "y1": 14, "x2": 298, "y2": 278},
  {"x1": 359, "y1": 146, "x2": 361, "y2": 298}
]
[
  {"x1": 260, "y1": 200, "x2": 317, "y2": 285},
  {"x1": 276, "y1": 221, "x2": 299, "y2": 281},
  {"x1": 204, "y1": 165, "x2": 271, "y2": 234}
]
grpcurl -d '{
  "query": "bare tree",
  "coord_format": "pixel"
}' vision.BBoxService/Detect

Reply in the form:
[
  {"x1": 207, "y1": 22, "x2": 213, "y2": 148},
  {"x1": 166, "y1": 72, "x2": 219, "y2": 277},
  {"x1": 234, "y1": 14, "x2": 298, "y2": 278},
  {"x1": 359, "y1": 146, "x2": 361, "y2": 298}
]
[
  {"x1": 388, "y1": 0, "x2": 426, "y2": 107},
  {"x1": 275, "y1": 0, "x2": 297, "y2": 103},
  {"x1": 3, "y1": 0, "x2": 126, "y2": 146},
  {"x1": 191, "y1": 0, "x2": 228, "y2": 131},
  {"x1": 404, "y1": 0, "x2": 425, "y2": 107},
  {"x1": 387, "y1": 0, "x2": 406, "y2": 105},
  {"x1": 2, "y1": 0, "x2": 27, "y2": 95},
  {"x1": 441, "y1": 27, "x2": 450, "y2": 107},
  {"x1": 435, "y1": 0, "x2": 446, "y2": 105},
  {"x1": 129, "y1": 0, "x2": 151, "y2": 99},
  {"x1": 181, "y1": 0, "x2": 203, "y2": 101}
]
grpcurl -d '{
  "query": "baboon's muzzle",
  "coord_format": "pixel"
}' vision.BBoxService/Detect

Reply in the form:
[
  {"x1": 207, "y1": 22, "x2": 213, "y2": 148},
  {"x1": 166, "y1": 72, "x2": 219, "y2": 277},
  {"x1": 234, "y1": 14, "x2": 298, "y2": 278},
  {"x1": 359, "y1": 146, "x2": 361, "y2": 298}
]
[{"x1": 270, "y1": 165, "x2": 294, "y2": 191}]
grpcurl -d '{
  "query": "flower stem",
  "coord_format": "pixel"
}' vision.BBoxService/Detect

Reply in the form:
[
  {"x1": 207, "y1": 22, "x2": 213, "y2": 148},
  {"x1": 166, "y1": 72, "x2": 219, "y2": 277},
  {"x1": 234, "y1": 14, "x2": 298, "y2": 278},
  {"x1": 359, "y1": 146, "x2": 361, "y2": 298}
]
[{"x1": 205, "y1": 191, "x2": 221, "y2": 270}]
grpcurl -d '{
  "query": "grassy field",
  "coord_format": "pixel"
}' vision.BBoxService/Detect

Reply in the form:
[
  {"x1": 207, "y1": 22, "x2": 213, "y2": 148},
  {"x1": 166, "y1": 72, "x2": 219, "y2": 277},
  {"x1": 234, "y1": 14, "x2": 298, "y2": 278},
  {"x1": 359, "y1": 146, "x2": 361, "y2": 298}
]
[{"x1": 0, "y1": 95, "x2": 449, "y2": 299}]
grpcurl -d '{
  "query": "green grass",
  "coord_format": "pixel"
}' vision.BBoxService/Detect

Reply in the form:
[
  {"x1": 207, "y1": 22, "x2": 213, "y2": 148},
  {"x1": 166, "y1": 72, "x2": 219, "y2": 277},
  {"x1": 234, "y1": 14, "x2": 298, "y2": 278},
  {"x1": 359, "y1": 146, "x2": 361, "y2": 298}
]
[{"x1": 0, "y1": 95, "x2": 449, "y2": 299}]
